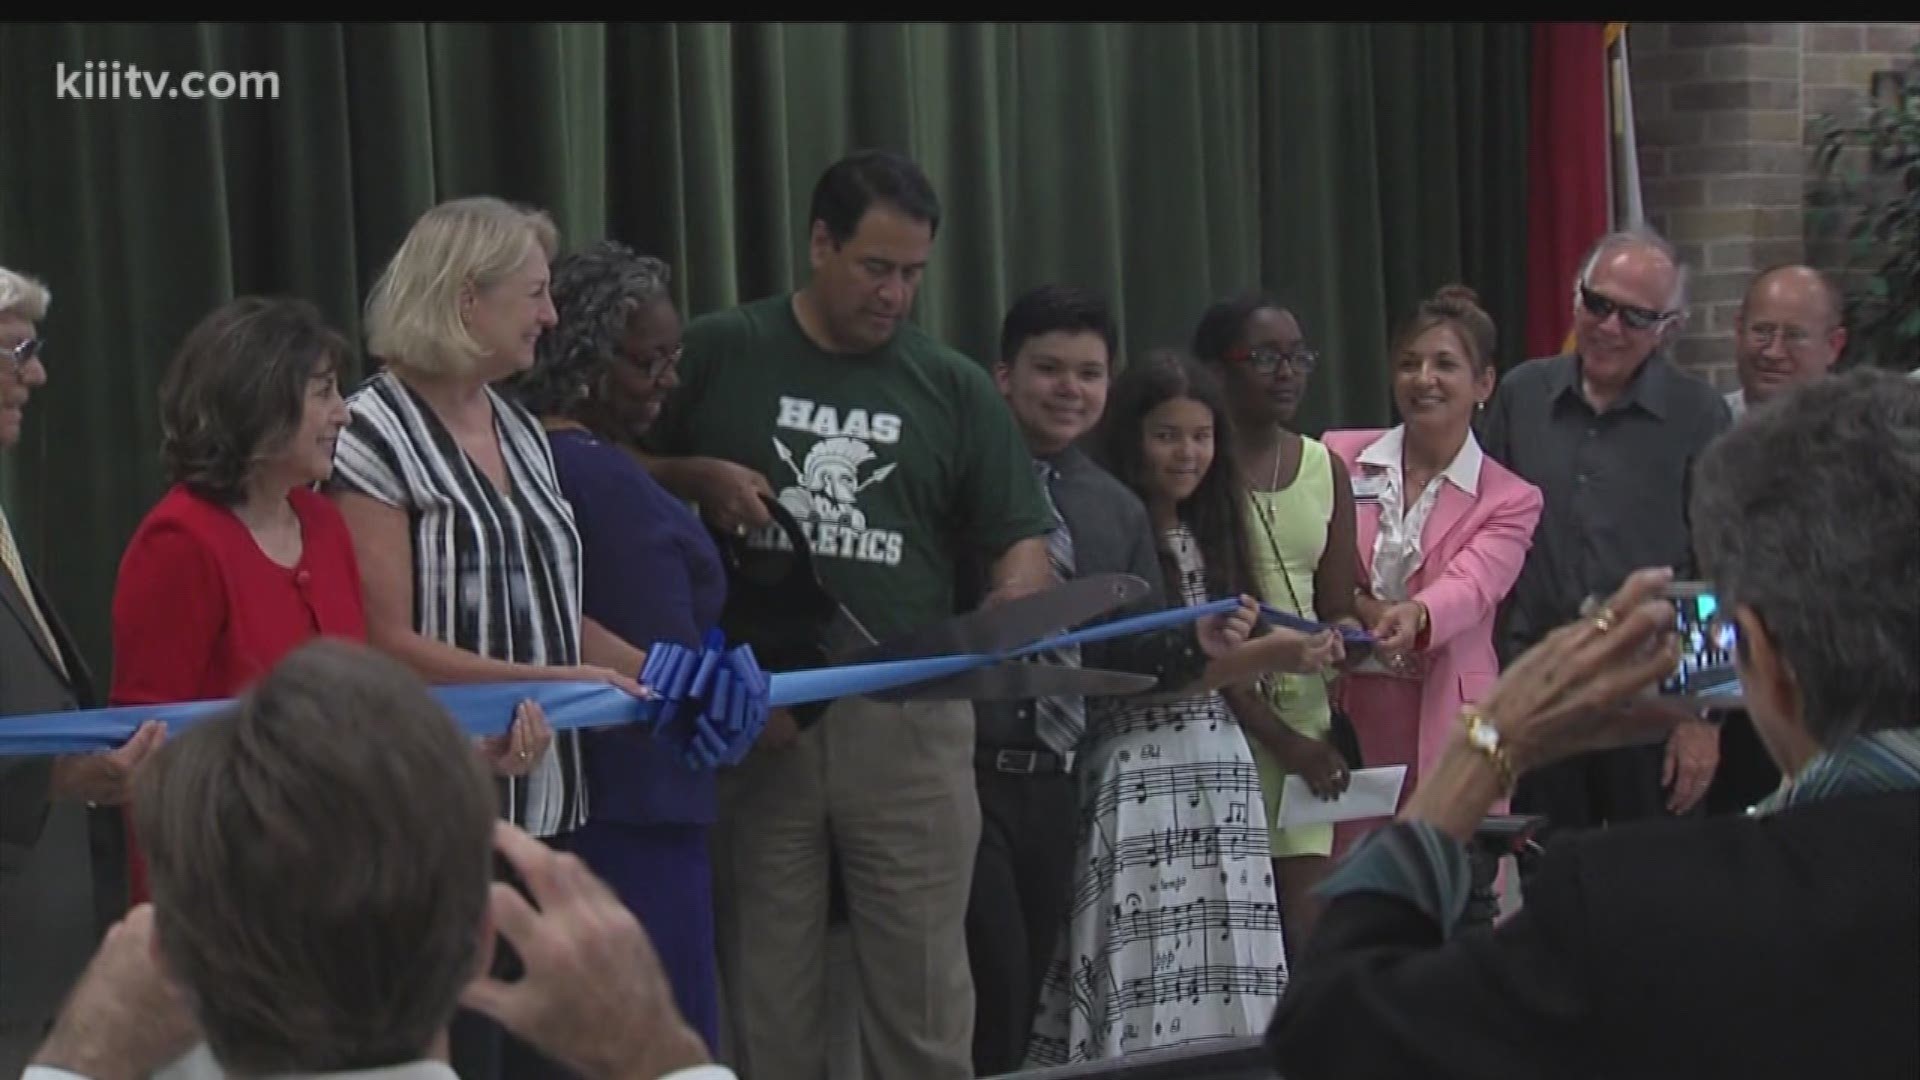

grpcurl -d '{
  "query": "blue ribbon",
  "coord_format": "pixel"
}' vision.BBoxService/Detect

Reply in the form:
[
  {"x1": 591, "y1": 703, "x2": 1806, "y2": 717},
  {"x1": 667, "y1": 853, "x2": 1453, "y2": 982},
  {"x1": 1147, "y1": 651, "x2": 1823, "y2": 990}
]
[
  {"x1": 1257, "y1": 602, "x2": 1377, "y2": 647},
  {"x1": 0, "y1": 598, "x2": 1243, "y2": 766}
]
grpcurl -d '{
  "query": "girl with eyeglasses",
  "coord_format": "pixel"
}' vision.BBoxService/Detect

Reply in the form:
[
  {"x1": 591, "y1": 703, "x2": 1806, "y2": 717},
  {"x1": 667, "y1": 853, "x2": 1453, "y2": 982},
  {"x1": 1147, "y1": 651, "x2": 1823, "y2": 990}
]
[{"x1": 1193, "y1": 292, "x2": 1361, "y2": 959}]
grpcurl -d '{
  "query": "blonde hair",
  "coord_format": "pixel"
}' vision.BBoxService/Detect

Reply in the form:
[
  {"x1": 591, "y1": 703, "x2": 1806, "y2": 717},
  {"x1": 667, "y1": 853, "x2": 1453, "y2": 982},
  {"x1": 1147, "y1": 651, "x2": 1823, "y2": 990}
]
[
  {"x1": 0, "y1": 266, "x2": 52, "y2": 322},
  {"x1": 363, "y1": 197, "x2": 558, "y2": 378}
]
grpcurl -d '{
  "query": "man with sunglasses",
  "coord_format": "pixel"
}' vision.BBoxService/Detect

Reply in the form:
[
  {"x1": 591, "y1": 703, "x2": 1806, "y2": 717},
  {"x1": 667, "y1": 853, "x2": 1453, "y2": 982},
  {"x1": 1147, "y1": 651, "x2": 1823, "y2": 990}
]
[
  {"x1": 1478, "y1": 229, "x2": 1733, "y2": 836},
  {"x1": 1, "y1": 267, "x2": 160, "y2": 1074}
]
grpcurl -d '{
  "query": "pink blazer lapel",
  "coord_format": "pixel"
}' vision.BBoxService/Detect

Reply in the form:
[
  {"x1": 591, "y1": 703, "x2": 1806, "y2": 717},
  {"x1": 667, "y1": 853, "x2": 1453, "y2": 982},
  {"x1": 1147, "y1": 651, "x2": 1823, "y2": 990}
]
[
  {"x1": 1325, "y1": 430, "x2": 1389, "y2": 581},
  {"x1": 1411, "y1": 481, "x2": 1476, "y2": 582}
]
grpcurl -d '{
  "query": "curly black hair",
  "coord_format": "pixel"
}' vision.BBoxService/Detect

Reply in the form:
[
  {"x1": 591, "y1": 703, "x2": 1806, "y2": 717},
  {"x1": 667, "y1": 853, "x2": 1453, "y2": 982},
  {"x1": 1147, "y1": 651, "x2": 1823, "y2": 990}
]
[{"x1": 503, "y1": 240, "x2": 672, "y2": 433}]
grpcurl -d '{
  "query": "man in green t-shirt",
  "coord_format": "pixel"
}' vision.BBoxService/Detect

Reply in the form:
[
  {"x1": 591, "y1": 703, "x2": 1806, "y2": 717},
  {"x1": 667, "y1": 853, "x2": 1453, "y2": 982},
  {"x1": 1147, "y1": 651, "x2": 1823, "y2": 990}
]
[{"x1": 641, "y1": 149, "x2": 1054, "y2": 1080}]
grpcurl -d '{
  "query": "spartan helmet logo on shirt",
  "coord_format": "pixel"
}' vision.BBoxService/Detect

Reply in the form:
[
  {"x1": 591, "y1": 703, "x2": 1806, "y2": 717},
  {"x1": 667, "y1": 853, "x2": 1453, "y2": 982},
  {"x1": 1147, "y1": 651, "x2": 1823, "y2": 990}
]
[
  {"x1": 767, "y1": 395, "x2": 907, "y2": 566},
  {"x1": 774, "y1": 435, "x2": 896, "y2": 531}
]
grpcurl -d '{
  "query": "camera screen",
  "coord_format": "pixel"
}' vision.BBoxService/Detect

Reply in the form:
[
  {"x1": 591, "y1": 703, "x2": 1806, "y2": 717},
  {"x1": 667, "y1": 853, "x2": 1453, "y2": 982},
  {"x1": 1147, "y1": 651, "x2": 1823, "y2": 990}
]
[{"x1": 1662, "y1": 591, "x2": 1739, "y2": 696}]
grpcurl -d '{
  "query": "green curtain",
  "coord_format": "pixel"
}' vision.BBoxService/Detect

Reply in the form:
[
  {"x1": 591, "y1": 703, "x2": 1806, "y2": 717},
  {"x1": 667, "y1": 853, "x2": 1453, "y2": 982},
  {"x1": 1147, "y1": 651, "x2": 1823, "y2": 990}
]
[{"x1": 0, "y1": 21, "x2": 1529, "y2": 675}]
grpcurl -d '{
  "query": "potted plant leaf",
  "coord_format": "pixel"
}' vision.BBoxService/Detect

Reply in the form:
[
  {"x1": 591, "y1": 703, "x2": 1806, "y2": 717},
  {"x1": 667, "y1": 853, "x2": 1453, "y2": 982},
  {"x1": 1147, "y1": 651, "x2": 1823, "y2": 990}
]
[{"x1": 1811, "y1": 44, "x2": 1920, "y2": 374}]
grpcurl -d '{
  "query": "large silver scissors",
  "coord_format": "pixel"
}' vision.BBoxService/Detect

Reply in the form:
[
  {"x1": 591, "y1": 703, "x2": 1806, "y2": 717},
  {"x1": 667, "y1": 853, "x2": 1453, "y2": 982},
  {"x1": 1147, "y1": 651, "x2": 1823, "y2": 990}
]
[{"x1": 713, "y1": 496, "x2": 1157, "y2": 706}]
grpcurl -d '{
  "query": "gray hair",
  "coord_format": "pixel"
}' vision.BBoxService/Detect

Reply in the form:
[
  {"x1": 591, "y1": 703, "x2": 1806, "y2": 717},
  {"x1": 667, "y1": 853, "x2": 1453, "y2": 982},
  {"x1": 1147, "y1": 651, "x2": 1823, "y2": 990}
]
[
  {"x1": 1690, "y1": 367, "x2": 1920, "y2": 747},
  {"x1": 0, "y1": 266, "x2": 51, "y2": 321},
  {"x1": 500, "y1": 240, "x2": 671, "y2": 425},
  {"x1": 1575, "y1": 226, "x2": 1690, "y2": 314}
]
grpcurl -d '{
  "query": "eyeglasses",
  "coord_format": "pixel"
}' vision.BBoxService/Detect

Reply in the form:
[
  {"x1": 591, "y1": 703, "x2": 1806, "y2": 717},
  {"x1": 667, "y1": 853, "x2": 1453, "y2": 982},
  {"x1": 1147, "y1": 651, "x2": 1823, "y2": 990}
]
[
  {"x1": 618, "y1": 342, "x2": 682, "y2": 381},
  {"x1": 1226, "y1": 344, "x2": 1319, "y2": 376},
  {"x1": 1, "y1": 336, "x2": 42, "y2": 376},
  {"x1": 1742, "y1": 322, "x2": 1820, "y2": 350},
  {"x1": 1578, "y1": 285, "x2": 1675, "y2": 331}
]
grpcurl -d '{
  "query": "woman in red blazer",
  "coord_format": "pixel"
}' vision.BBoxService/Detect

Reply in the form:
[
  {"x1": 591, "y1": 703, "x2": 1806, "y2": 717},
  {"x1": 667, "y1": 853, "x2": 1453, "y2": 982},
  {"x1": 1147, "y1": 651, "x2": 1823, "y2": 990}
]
[
  {"x1": 1322, "y1": 287, "x2": 1542, "y2": 854},
  {"x1": 108, "y1": 298, "x2": 372, "y2": 903}
]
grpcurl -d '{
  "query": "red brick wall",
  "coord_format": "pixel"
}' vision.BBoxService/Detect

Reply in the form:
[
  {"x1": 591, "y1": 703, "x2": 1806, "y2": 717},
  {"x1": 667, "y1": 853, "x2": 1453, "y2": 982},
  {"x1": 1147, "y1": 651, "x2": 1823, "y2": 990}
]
[{"x1": 1628, "y1": 22, "x2": 1920, "y2": 388}]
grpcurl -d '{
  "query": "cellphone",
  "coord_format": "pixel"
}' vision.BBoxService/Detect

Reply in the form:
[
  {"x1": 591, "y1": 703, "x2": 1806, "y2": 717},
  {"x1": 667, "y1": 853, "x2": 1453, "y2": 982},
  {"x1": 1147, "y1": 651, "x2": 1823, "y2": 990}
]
[{"x1": 1659, "y1": 581, "x2": 1741, "y2": 701}]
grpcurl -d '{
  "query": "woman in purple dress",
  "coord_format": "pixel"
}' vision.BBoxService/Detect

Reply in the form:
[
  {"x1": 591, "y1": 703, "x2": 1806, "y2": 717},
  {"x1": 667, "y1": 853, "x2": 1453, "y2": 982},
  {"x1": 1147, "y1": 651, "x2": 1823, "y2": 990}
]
[{"x1": 502, "y1": 241, "x2": 727, "y2": 1055}]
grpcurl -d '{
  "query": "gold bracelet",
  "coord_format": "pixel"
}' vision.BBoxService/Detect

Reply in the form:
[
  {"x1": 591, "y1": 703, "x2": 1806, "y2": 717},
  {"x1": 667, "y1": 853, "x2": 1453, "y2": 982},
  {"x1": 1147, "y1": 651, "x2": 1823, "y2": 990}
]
[{"x1": 1460, "y1": 708, "x2": 1516, "y2": 794}]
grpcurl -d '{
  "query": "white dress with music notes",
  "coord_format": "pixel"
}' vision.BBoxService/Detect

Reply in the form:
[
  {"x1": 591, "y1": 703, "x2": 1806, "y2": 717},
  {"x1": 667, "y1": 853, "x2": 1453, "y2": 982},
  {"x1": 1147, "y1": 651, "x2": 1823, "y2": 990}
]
[{"x1": 1025, "y1": 524, "x2": 1289, "y2": 1066}]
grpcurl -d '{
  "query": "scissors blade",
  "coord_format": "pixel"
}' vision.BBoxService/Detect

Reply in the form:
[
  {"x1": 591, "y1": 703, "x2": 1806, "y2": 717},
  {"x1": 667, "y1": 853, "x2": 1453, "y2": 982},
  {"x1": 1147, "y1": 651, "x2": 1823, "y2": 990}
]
[
  {"x1": 865, "y1": 663, "x2": 1157, "y2": 702},
  {"x1": 841, "y1": 572, "x2": 1151, "y2": 665},
  {"x1": 819, "y1": 603, "x2": 880, "y2": 662}
]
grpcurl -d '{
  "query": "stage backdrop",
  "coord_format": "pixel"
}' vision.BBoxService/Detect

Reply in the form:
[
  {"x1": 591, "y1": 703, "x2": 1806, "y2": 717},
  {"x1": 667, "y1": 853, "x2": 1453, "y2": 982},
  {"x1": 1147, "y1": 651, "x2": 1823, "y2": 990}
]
[{"x1": 0, "y1": 21, "x2": 1529, "y2": 672}]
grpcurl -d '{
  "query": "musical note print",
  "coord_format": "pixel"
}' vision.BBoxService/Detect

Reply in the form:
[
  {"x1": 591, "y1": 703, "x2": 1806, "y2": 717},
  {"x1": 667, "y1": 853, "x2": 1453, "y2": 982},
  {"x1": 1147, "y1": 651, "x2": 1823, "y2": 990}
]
[{"x1": 1023, "y1": 523, "x2": 1290, "y2": 1069}]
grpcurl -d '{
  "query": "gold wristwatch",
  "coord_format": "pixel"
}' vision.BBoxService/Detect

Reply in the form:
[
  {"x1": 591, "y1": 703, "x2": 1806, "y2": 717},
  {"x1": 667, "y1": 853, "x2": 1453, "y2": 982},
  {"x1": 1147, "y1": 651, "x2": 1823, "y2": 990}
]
[{"x1": 1460, "y1": 708, "x2": 1516, "y2": 794}]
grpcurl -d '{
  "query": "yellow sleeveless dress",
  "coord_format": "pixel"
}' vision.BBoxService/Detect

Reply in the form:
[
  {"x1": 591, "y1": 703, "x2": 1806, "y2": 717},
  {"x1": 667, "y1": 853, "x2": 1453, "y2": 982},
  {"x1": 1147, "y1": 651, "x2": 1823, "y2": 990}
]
[{"x1": 1246, "y1": 436, "x2": 1335, "y2": 859}]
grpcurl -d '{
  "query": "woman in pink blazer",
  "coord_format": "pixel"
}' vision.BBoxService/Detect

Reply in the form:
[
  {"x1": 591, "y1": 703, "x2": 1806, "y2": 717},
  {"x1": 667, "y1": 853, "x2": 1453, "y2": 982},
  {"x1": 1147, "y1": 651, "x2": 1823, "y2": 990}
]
[{"x1": 1322, "y1": 287, "x2": 1543, "y2": 853}]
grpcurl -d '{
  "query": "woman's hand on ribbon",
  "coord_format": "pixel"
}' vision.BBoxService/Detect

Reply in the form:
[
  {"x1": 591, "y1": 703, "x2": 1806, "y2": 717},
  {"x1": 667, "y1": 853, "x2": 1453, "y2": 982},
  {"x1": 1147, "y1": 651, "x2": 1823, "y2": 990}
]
[
  {"x1": 480, "y1": 700, "x2": 553, "y2": 777},
  {"x1": 1196, "y1": 596, "x2": 1260, "y2": 659},
  {"x1": 1257, "y1": 626, "x2": 1345, "y2": 675},
  {"x1": 1370, "y1": 601, "x2": 1427, "y2": 658},
  {"x1": 557, "y1": 664, "x2": 650, "y2": 701}
]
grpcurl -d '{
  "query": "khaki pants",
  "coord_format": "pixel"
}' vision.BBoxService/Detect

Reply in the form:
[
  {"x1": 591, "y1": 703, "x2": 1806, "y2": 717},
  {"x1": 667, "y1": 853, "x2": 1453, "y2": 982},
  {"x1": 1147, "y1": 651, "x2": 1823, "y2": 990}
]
[{"x1": 712, "y1": 696, "x2": 980, "y2": 1080}]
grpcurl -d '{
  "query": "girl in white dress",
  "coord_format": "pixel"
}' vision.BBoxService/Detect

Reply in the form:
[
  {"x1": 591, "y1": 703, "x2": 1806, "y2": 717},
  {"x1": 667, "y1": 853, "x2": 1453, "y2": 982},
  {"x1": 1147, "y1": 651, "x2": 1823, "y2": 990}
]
[{"x1": 1026, "y1": 350, "x2": 1336, "y2": 1066}]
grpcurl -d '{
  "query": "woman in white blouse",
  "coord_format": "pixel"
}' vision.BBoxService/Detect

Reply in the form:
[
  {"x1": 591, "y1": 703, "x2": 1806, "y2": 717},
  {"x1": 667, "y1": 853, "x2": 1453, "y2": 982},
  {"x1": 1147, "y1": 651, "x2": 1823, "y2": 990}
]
[{"x1": 1322, "y1": 287, "x2": 1543, "y2": 852}]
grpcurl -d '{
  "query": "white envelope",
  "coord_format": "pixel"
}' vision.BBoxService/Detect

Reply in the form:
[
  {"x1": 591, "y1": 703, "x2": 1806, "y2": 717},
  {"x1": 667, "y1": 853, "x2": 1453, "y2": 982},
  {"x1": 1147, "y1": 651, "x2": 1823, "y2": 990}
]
[{"x1": 1276, "y1": 765, "x2": 1408, "y2": 827}]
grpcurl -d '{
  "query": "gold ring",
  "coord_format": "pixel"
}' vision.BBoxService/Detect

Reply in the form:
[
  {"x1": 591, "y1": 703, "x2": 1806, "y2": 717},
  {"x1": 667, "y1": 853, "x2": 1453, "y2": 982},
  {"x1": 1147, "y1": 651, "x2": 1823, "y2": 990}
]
[
  {"x1": 1592, "y1": 607, "x2": 1618, "y2": 634},
  {"x1": 518, "y1": 749, "x2": 531, "y2": 761}
]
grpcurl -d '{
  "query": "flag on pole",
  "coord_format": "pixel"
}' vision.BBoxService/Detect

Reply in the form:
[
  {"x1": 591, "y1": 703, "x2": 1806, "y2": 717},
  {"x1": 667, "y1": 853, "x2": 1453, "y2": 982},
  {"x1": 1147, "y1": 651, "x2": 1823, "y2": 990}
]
[
  {"x1": 1524, "y1": 22, "x2": 1613, "y2": 359},
  {"x1": 1608, "y1": 23, "x2": 1646, "y2": 231}
]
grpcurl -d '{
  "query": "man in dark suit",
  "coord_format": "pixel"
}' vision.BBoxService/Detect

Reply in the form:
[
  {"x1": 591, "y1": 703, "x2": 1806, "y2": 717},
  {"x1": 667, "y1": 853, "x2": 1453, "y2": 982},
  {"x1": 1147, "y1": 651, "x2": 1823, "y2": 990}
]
[{"x1": 1, "y1": 267, "x2": 163, "y2": 1073}]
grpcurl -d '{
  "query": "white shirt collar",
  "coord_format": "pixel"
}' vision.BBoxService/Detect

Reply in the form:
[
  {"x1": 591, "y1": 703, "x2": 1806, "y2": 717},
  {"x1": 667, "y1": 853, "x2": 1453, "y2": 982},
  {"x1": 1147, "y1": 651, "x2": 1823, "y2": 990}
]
[
  {"x1": 1725, "y1": 387, "x2": 1747, "y2": 418},
  {"x1": 1356, "y1": 425, "x2": 1482, "y2": 496},
  {"x1": 139, "y1": 1045, "x2": 462, "y2": 1080}
]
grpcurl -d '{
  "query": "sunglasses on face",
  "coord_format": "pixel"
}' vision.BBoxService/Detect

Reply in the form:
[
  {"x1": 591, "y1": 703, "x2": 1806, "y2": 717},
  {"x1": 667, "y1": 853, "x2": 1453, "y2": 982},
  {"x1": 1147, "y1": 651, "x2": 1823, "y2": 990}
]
[
  {"x1": 1226, "y1": 344, "x2": 1319, "y2": 376},
  {"x1": 1578, "y1": 285, "x2": 1674, "y2": 332},
  {"x1": 1, "y1": 336, "x2": 42, "y2": 375}
]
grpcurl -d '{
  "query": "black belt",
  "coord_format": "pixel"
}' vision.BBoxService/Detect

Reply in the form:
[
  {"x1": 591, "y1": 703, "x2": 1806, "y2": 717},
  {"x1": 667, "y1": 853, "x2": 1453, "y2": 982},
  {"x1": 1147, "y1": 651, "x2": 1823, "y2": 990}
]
[{"x1": 975, "y1": 745, "x2": 1076, "y2": 775}]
